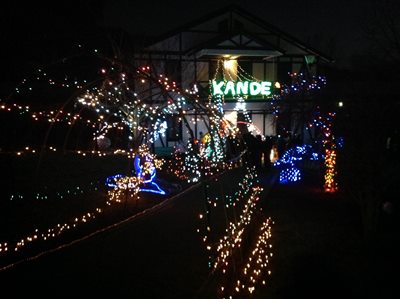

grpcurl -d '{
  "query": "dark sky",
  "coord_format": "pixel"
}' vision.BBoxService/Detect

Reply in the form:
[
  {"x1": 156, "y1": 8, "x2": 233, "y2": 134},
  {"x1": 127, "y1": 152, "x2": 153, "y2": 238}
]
[
  {"x1": 0, "y1": 0, "x2": 381, "y2": 75},
  {"x1": 102, "y1": 0, "x2": 371, "y2": 67}
]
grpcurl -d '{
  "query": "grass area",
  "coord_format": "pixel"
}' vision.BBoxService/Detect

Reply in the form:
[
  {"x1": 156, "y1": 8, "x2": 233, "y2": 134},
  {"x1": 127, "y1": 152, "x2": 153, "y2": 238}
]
[
  {"x1": 0, "y1": 151, "x2": 187, "y2": 267},
  {"x1": 1, "y1": 151, "x2": 130, "y2": 238},
  {"x1": 0, "y1": 151, "x2": 132, "y2": 196},
  {"x1": 255, "y1": 170, "x2": 399, "y2": 299},
  {"x1": 259, "y1": 185, "x2": 362, "y2": 297}
]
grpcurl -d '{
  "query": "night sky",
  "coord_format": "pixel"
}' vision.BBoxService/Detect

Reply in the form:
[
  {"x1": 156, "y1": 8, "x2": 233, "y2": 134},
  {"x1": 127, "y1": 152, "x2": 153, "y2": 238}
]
[
  {"x1": 0, "y1": 0, "x2": 395, "y2": 90},
  {"x1": 103, "y1": 0, "x2": 371, "y2": 67}
]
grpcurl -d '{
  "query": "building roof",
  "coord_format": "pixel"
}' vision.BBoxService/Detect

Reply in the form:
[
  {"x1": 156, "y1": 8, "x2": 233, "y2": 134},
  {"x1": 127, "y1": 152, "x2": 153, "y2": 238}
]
[{"x1": 144, "y1": 4, "x2": 334, "y2": 63}]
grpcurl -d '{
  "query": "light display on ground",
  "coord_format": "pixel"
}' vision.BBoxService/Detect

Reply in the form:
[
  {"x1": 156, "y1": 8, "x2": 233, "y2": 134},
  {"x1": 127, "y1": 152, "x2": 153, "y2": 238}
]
[
  {"x1": 0, "y1": 206, "x2": 104, "y2": 257},
  {"x1": 273, "y1": 144, "x2": 321, "y2": 184},
  {"x1": 233, "y1": 217, "x2": 273, "y2": 296},
  {"x1": 197, "y1": 167, "x2": 274, "y2": 297},
  {"x1": 105, "y1": 145, "x2": 166, "y2": 195},
  {"x1": 9, "y1": 181, "x2": 100, "y2": 201},
  {"x1": 279, "y1": 167, "x2": 301, "y2": 183}
]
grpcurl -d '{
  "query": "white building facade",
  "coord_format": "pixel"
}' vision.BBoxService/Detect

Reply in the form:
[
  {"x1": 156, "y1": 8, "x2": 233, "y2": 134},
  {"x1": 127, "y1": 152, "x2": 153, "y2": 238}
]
[{"x1": 131, "y1": 6, "x2": 332, "y2": 151}]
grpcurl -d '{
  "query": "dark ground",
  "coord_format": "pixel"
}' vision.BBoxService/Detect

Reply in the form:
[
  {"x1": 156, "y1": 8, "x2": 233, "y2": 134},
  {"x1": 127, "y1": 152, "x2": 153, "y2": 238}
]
[
  {"x1": 0, "y1": 166, "x2": 398, "y2": 298},
  {"x1": 258, "y1": 169, "x2": 399, "y2": 299}
]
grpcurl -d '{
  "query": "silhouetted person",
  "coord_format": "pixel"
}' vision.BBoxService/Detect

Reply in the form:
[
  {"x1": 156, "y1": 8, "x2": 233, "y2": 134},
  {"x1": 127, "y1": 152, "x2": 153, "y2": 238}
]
[
  {"x1": 243, "y1": 133, "x2": 262, "y2": 167},
  {"x1": 255, "y1": 135, "x2": 263, "y2": 168},
  {"x1": 263, "y1": 136, "x2": 273, "y2": 169},
  {"x1": 277, "y1": 135, "x2": 286, "y2": 158}
]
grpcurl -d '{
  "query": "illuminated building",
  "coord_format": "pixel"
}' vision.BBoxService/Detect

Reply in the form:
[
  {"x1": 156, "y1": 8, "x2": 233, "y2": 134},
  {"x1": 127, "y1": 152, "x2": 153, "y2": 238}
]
[{"x1": 131, "y1": 5, "x2": 332, "y2": 152}]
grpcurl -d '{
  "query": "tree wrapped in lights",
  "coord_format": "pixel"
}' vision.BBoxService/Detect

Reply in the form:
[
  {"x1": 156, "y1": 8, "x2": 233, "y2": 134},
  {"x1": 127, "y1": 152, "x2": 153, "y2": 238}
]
[
  {"x1": 273, "y1": 71, "x2": 328, "y2": 142},
  {"x1": 3, "y1": 51, "x2": 242, "y2": 189},
  {"x1": 0, "y1": 50, "x2": 247, "y2": 266},
  {"x1": 266, "y1": 70, "x2": 338, "y2": 191},
  {"x1": 183, "y1": 140, "x2": 202, "y2": 183},
  {"x1": 280, "y1": 72, "x2": 327, "y2": 98},
  {"x1": 308, "y1": 109, "x2": 338, "y2": 192},
  {"x1": 168, "y1": 145, "x2": 187, "y2": 180},
  {"x1": 71, "y1": 55, "x2": 238, "y2": 184},
  {"x1": 207, "y1": 99, "x2": 227, "y2": 166}
]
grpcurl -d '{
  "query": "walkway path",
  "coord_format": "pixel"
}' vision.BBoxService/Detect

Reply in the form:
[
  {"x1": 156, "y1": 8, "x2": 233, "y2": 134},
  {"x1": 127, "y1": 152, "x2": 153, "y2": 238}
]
[
  {"x1": 0, "y1": 181, "x2": 210, "y2": 296},
  {"x1": 2, "y1": 167, "x2": 397, "y2": 298}
]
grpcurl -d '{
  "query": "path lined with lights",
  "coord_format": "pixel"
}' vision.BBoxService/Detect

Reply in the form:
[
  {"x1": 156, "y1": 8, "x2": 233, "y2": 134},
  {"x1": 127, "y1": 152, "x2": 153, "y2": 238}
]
[
  {"x1": 0, "y1": 168, "x2": 277, "y2": 297},
  {"x1": 0, "y1": 175, "x2": 212, "y2": 295},
  {"x1": 194, "y1": 166, "x2": 278, "y2": 298},
  {"x1": 0, "y1": 181, "x2": 201, "y2": 272}
]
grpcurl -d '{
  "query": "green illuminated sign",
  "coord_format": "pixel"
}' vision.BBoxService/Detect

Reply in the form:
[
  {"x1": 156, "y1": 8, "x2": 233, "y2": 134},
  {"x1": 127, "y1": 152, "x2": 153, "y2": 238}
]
[{"x1": 212, "y1": 80, "x2": 272, "y2": 97}]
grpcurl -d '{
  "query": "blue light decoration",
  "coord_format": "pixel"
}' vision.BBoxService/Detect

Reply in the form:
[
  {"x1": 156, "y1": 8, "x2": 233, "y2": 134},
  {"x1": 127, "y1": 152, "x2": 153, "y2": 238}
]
[
  {"x1": 105, "y1": 154, "x2": 166, "y2": 195},
  {"x1": 273, "y1": 144, "x2": 322, "y2": 184},
  {"x1": 281, "y1": 72, "x2": 327, "y2": 96},
  {"x1": 336, "y1": 136, "x2": 344, "y2": 149},
  {"x1": 279, "y1": 167, "x2": 301, "y2": 183},
  {"x1": 133, "y1": 154, "x2": 166, "y2": 195}
]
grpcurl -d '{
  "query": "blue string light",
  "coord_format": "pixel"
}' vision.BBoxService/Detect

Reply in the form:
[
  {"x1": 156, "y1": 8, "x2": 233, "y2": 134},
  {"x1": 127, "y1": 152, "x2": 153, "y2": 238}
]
[
  {"x1": 279, "y1": 167, "x2": 301, "y2": 183},
  {"x1": 105, "y1": 154, "x2": 166, "y2": 195},
  {"x1": 274, "y1": 144, "x2": 322, "y2": 184},
  {"x1": 139, "y1": 182, "x2": 166, "y2": 195}
]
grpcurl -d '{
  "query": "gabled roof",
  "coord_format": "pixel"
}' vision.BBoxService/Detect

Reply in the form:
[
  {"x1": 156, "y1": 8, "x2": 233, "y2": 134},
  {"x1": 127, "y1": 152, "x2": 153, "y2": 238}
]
[
  {"x1": 183, "y1": 29, "x2": 285, "y2": 59},
  {"x1": 145, "y1": 4, "x2": 334, "y2": 63}
]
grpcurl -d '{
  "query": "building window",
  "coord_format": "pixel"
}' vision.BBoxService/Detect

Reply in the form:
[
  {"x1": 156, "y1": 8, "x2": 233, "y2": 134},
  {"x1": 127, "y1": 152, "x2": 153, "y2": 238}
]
[
  {"x1": 253, "y1": 62, "x2": 264, "y2": 81},
  {"x1": 209, "y1": 60, "x2": 223, "y2": 81},
  {"x1": 196, "y1": 61, "x2": 209, "y2": 83},
  {"x1": 239, "y1": 61, "x2": 252, "y2": 80}
]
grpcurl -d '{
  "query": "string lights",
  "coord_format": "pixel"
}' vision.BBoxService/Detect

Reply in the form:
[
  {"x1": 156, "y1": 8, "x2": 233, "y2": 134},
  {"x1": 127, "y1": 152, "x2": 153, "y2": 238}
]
[
  {"x1": 197, "y1": 167, "x2": 274, "y2": 297},
  {"x1": 1, "y1": 45, "x2": 333, "y2": 287},
  {"x1": 225, "y1": 217, "x2": 274, "y2": 297},
  {"x1": 281, "y1": 72, "x2": 327, "y2": 96},
  {"x1": 1, "y1": 207, "x2": 103, "y2": 256},
  {"x1": 273, "y1": 144, "x2": 321, "y2": 184},
  {"x1": 308, "y1": 110, "x2": 339, "y2": 192},
  {"x1": 106, "y1": 144, "x2": 166, "y2": 195}
]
